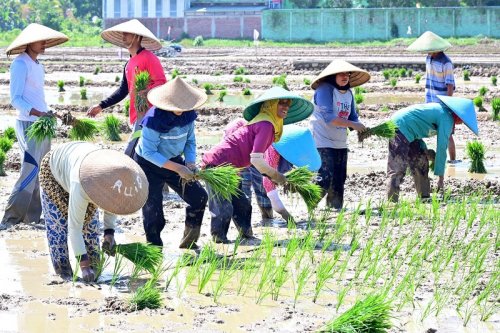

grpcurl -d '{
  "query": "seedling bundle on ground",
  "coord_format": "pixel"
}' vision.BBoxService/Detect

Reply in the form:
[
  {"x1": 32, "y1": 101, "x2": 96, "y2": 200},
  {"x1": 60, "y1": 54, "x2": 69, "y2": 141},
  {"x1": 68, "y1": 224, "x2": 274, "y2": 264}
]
[
  {"x1": 102, "y1": 114, "x2": 122, "y2": 141},
  {"x1": 61, "y1": 112, "x2": 99, "y2": 141},
  {"x1": 466, "y1": 140, "x2": 487, "y2": 174}
]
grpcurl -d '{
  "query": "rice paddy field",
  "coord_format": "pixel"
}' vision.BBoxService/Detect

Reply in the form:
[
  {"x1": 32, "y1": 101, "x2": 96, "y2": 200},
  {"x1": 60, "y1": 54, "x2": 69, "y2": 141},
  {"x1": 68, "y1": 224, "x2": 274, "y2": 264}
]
[{"x1": 0, "y1": 42, "x2": 499, "y2": 332}]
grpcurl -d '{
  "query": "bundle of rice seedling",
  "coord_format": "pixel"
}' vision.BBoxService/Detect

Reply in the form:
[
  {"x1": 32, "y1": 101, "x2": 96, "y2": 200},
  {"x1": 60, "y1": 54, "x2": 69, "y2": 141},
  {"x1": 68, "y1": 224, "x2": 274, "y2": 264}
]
[
  {"x1": 129, "y1": 279, "x2": 162, "y2": 310},
  {"x1": 0, "y1": 137, "x2": 13, "y2": 153},
  {"x1": 115, "y1": 242, "x2": 163, "y2": 273},
  {"x1": 102, "y1": 114, "x2": 122, "y2": 141},
  {"x1": 284, "y1": 166, "x2": 322, "y2": 211},
  {"x1": 319, "y1": 293, "x2": 392, "y2": 333},
  {"x1": 69, "y1": 118, "x2": 100, "y2": 141},
  {"x1": 134, "y1": 71, "x2": 151, "y2": 115},
  {"x1": 26, "y1": 116, "x2": 57, "y2": 143},
  {"x1": 466, "y1": 140, "x2": 487, "y2": 174},
  {"x1": 358, "y1": 120, "x2": 398, "y2": 142},
  {"x1": 195, "y1": 165, "x2": 242, "y2": 201},
  {"x1": 3, "y1": 127, "x2": 16, "y2": 141},
  {"x1": 0, "y1": 150, "x2": 6, "y2": 176}
]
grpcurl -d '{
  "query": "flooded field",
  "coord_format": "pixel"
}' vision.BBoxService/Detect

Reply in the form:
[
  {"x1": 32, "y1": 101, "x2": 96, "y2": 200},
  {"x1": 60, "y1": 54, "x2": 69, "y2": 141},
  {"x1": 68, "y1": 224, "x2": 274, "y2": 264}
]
[{"x1": 0, "y1": 45, "x2": 499, "y2": 333}]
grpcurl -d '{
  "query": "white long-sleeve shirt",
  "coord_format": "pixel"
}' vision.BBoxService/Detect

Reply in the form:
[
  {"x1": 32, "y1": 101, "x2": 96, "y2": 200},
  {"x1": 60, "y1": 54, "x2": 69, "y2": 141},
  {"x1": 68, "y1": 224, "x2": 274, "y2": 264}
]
[
  {"x1": 49, "y1": 142, "x2": 117, "y2": 256},
  {"x1": 10, "y1": 52, "x2": 48, "y2": 122}
]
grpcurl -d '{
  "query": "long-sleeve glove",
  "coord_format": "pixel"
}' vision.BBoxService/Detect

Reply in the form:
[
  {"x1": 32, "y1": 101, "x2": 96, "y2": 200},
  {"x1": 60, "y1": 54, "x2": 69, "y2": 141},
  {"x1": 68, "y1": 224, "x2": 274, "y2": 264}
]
[
  {"x1": 267, "y1": 189, "x2": 294, "y2": 222},
  {"x1": 102, "y1": 234, "x2": 116, "y2": 256},
  {"x1": 79, "y1": 259, "x2": 95, "y2": 283},
  {"x1": 250, "y1": 153, "x2": 287, "y2": 185},
  {"x1": 177, "y1": 165, "x2": 195, "y2": 181}
]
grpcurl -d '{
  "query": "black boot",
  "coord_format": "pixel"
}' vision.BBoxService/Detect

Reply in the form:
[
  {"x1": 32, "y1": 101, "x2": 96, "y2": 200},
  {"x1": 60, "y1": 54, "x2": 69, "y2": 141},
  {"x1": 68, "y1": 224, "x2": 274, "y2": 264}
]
[{"x1": 179, "y1": 225, "x2": 201, "y2": 249}]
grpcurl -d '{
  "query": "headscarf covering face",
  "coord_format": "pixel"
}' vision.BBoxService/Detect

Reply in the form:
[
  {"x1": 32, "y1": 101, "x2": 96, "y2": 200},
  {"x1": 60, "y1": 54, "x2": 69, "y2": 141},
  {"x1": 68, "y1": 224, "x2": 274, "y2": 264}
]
[{"x1": 247, "y1": 99, "x2": 284, "y2": 142}]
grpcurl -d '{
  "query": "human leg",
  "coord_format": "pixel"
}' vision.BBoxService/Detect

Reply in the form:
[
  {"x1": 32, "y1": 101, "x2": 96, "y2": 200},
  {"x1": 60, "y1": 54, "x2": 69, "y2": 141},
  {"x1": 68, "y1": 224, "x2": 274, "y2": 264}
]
[
  {"x1": 329, "y1": 148, "x2": 348, "y2": 210},
  {"x1": 408, "y1": 141, "x2": 431, "y2": 198},
  {"x1": 387, "y1": 132, "x2": 411, "y2": 202}
]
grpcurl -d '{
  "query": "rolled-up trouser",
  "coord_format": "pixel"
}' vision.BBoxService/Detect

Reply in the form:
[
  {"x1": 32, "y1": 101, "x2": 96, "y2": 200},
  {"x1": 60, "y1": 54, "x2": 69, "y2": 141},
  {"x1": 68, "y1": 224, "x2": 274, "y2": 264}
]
[
  {"x1": 39, "y1": 153, "x2": 100, "y2": 279},
  {"x1": 240, "y1": 165, "x2": 272, "y2": 210},
  {"x1": 2, "y1": 120, "x2": 50, "y2": 225},
  {"x1": 135, "y1": 154, "x2": 208, "y2": 247},
  {"x1": 387, "y1": 132, "x2": 430, "y2": 202},
  {"x1": 317, "y1": 148, "x2": 348, "y2": 210},
  {"x1": 208, "y1": 179, "x2": 252, "y2": 240}
]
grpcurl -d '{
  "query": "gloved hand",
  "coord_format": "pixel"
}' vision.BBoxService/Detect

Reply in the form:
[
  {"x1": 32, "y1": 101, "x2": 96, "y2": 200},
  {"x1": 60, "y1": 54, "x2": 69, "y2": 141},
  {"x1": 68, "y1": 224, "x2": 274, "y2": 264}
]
[
  {"x1": 186, "y1": 162, "x2": 198, "y2": 172},
  {"x1": 270, "y1": 170, "x2": 287, "y2": 185},
  {"x1": 177, "y1": 165, "x2": 195, "y2": 181},
  {"x1": 102, "y1": 234, "x2": 116, "y2": 256},
  {"x1": 277, "y1": 209, "x2": 294, "y2": 223},
  {"x1": 79, "y1": 259, "x2": 95, "y2": 283}
]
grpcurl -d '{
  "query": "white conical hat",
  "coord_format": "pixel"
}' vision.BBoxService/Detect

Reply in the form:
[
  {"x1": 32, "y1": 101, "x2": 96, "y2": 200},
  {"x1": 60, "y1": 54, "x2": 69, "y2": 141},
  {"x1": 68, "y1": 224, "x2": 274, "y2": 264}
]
[
  {"x1": 147, "y1": 77, "x2": 208, "y2": 112},
  {"x1": 311, "y1": 60, "x2": 371, "y2": 89},
  {"x1": 6, "y1": 23, "x2": 69, "y2": 56},
  {"x1": 407, "y1": 31, "x2": 452, "y2": 53},
  {"x1": 101, "y1": 19, "x2": 162, "y2": 51}
]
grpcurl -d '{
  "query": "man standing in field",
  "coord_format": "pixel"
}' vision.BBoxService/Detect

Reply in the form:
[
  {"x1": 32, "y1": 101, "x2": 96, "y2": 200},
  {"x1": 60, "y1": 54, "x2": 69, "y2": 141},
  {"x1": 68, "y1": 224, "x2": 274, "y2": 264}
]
[
  {"x1": 408, "y1": 31, "x2": 458, "y2": 163},
  {"x1": 1, "y1": 24, "x2": 68, "y2": 230}
]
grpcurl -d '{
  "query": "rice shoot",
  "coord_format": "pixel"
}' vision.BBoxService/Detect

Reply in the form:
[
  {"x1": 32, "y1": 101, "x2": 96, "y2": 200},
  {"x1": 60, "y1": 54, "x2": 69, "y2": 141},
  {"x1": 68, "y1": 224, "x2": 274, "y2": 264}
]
[
  {"x1": 134, "y1": 71, "x2": 151, "y2": 115},
  {"x1": 319, "y1": 293, "x2": 392, "y2": 333},
  {"x1": 27, "y1": 116, "x2": 57, "y2": 143},
  {"x1": 0, "y1": 150, "x2": 6, "y2": 176},
  {"x1": 358, "y1": 120, "x2": 398, "y2": 142},
  {"x1": 129, "y1": 279, "x2": 163, "y2": 310},
  {"x1": 3, "y1": 127, "x2": 16, "y2": 142},
  {"x1": 69, "y1": 118, "x2": 100, "y2": 141},
  {"x1": 466, "y1": 140, "x2": 487, "y2": 174},
  {"x1": 115, "y1": 242, "x2": 163, "y2": 273},
  {"x1": 0, "y1": 137, "x2": 13, "y2": 153},
  {"x1": 102, "y1": 114, "x2": 122, "y2": 141},
  {"x1": 196, "y1": 165, "x2": 242, "y2": 201},
  {"x1": 285, "y1": 166, "x2": 322, "y2": 211}
]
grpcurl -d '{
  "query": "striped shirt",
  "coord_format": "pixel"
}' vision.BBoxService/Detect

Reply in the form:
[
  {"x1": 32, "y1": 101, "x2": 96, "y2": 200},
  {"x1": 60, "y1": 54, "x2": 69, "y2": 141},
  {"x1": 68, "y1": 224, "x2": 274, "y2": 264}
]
[{"x1": 425, "y1": 52, "x2": 455, "y2": 103}]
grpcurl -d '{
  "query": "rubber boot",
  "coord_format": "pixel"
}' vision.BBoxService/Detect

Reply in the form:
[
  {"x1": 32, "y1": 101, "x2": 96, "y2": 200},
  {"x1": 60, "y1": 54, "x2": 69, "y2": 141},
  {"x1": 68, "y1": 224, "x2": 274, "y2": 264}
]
[
  {"x1": 259, "y1": 206, "x2": 274, "y2": 226},
  {"x1": 179, "y1": 225, "x2": 201, "y2": 249}
]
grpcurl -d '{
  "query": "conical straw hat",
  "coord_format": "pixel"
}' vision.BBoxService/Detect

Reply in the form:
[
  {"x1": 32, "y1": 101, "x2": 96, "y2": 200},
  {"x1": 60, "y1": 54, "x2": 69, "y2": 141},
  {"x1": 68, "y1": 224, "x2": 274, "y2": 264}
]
[
  {"x1": 6, "y1": 23, "x2": 69, "y2": 56},
  {"x1": 80, "y1": 149, "x2": 149, "y2": 215},
  {"x1": 407, "y1": 31, "x2": 452, "y2": 53},
  {"x1": 311, "y1": 60, "x2": 370, "y2": 90},
  {"x1": 437, "y1": 95, "x2": 478, "y2": 136},
  {"x1": 147, "y1": 77, "x2": 207, "y2": 112},
  {"x1": 101, "y1": 19, "x2": 162, "y2": 51},
  {"x1": 243, "y1": 86, "x2": 314, "y2": 125}
]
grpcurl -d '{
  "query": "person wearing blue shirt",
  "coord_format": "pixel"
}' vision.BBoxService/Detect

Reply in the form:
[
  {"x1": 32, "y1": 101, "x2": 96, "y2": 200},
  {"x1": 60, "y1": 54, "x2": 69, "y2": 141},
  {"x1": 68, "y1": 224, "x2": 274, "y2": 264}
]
[{"x1": 134, "y1": 78, "x2": 208, "y2": 249}]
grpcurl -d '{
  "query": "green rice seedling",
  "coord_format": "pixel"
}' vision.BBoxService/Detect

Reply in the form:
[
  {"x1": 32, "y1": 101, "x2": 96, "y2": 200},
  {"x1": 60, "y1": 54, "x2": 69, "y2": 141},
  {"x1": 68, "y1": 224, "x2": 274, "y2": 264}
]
[
  {"x1": 79, "y1": 76, "x2": 85, "y2": 87},
  {"x1": 3, "y1": 127, "x2": 16, "y2": 142},
  {"x1": 491, "y1": 76, "x2": 497, "y2": 86},
  {"x1": 57, "y1": 80, "x2": 65, "y2": 92},
  {"x1": 115, "y1": 75, "x2": 120, "y2": 82},
  {"x1": 466, "y1": 140, "x2": 487, "y2": 173},
  {"x1": 415, "y1": 73, "x2": 422, "y2": 83},
  {"x1": 192, "y1": 78, "x2": 198, "y2": 85},
  {"x1": 478, "y1": 86, "x2": 488, "y2": 96},
  {"x1": 102, "y1": 114, "x2": 122, "y2": 141},
  {"x1": 284, "y1": 166, "x2": 322, "y2": 212},
  {"x1": 165, "y1": 253, "x2": 193, "y2": 291},
  {"x1": 72, "y1": 255, "x2": 82, "y2": 285},
  {"x1": 256, "y1": 257, "x2": 276, "y2": 304},
  {"x1": 354, "y1": 86, "x2": 367, "y2": 94},
  {"x1": 212, "y1": 256, "x2": 239, "y2": 303},
  {"x1": 134, "y1": 71, "x2": 151, "y2": 114},
  {"x1": 381, "y1": 105, "x2": 390, "y2": 113},
  {"x1": 358, "y1": 120, "x2": 397, "y2": 142},
  {"x1": 27, "y1": 116, "x2": 57, "y2": 143},
  {"x1": 293, "y1": 263, "x2": 312, "y2": 308},
  {"x1": 492, "y1": 97, "x2": 499, "y2": 121},
  {"x1": 354, "y1": 93, "x2": 364, "y2": 105},
  {"x1": 110, "y1": 254, "x2": 125, "y2": 289},
  {"x1": 115, "y1": 242, "x2": 163, "y2": 273},
  {"x1": 171, "y1": 68, "x2": 180, "y2": 79},
  {"x1": 237, "y1": 244, "x2": 263, "y2": 296},
  {"x1": 0, "y1": 137, "x2": 13, "y2": 153},
  {"x1": 217, "y1": 90, "x2": 227, "y2": 102},
  {"x1": 0, "y1": 150, "x2": 7, "y2": 176},
  {"x1": 463, "y1": 69, "x2": 470, "y2": 81},
  {"x1": 313, "y1": 255, "x2": 336, "y2": 303},
  {"x1": 94, "y1": 66, "x2": 101, "y2": 75},
  {"x1": 320, "y1": 293, "x2": 392, "y2": 332},
  {"x1": 129, "y1": 278, "x2": 163, "y2": 310},
  {"x1": 203, "y1": 83, "x2": 214, "y2": 95},
  {"x1": 80, "y1": 88, "x2": 87, "y2": 100},
  {"x1": 193, "y1": 35, "x2": 204, "y2": 46},
  {"x1": 243, "y1": 78, "x2": 251, "y2": 83},
  {"x1": 197, "y1": 247, "x2": 219, "y2": 293},
  {"x1": 398, "y1": 68, "x2": 407, "y2": 77},
  {"x1": 124, "y1": 99, "x2": 130, "y2": 117},
  {"x1": 213, "y1": 71, "x2": 222, "y2": 76},
  {"x1": 390, "y1": 78, "x2": 397, "y2": 87},
  {"x1": 382, "y1": 70, "x2": 390, "y2": 80},
  {"x1": 233, "y1": 76, "x2": 243, "y2": 83},
  {"x1": 94, "y1": 249, "x2": 111, "y2": 281},
  {"x1": 195, "y1": 165, "x2": 242, "y2": 201},
  {"x1": 213, "y1": 84, "x2": 226, "y2": 90},
  {"x1": 234, "y1": 67, "x2": 247, "y2": 75},
  {"x1": 407, "y1": 69, "x2": 413, "y2": 77},
  {"x1": 68, "y1": 118, "x2": 99, "y2": 141},
  {"x1": 303, "y1": 78, "x2": 311, "y2": 85},
  {"x1": 242, "y1": 88, "x2": 252, "y2": 95},
  {"x1": 272, "y1": 74, "x2": 288, "y2": 90}
]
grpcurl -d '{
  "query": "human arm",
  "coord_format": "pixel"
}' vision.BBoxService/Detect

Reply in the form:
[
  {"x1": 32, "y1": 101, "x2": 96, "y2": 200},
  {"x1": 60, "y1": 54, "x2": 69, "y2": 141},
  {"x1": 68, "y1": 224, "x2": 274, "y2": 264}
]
[
  {"x1": 87, "y1": 67, "x2": 129, "y2": 117},
  {"x1": 101, "y1": 211, "x2": 117, "y2": 255},
  {"x1": 10, "y1": 60, "x2": 49, "y2": 118},
  {"x1": 433, "y1": 120, "x2": 454, "y2": 176}
]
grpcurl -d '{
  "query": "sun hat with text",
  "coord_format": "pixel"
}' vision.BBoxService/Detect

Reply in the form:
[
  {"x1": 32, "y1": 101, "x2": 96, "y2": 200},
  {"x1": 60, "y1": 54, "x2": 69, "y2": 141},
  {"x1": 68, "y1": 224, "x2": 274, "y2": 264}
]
[
  {"x1": 311, "y1": 59, "x2": 370, "y2": 89},
  {"x1": 407, "y1": 31, "x2": 452, "y2": 53},
  {"x1": 6, "y1": 23, "x2": 69, "y2": 56},
  {"x1": 101, "y1": 19, "x2": 162, "y2": 51},
  {"x1": 80, "y1": 149, "x2": 149, "y2": 215},
  {"x1": 243, "y1": 87, "x2": 314, "y2": 125},
  {"x1": 272, "y1": 125, "x2": 321, "y2": 171},
  {"x1": 437, "y1": 95, "x2": 478, "y2": 135}
]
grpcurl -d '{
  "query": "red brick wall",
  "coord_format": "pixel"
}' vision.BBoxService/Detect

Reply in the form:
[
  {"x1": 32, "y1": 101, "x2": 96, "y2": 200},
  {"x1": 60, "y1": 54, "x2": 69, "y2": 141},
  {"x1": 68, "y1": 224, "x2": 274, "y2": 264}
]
[
  {"x1": 186, "y1": 18, "x2": 213, "y2": 38},
  {"x1": 243, "y1": 16, "x2": 261, "y2": 37},
  {"x1": 214, "y1": 17, "x2": 241, "y2": 38}
]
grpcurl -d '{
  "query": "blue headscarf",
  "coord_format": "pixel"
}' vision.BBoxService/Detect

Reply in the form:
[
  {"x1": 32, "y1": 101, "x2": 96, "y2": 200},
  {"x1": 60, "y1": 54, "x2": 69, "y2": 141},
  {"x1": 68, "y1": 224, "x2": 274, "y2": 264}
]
[{"x1": 141, "y1": 107, "x2": 197, "y2": 133}]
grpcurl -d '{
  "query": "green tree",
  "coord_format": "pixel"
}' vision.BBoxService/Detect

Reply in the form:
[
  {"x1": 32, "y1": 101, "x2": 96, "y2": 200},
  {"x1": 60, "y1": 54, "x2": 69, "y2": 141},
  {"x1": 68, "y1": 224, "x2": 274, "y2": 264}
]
[
  {"x1": 71, "y1": 0, "x2": 102, "y2": 18},
  {"x1": 0, "y1": 0, "x2": 25, "y2": 31},
  {"x1": 27, "y1": 0, "x2": 64, "y2": 30},
  {"x1": 288, "y1": 0, "x2": 322, "y2": 8}
]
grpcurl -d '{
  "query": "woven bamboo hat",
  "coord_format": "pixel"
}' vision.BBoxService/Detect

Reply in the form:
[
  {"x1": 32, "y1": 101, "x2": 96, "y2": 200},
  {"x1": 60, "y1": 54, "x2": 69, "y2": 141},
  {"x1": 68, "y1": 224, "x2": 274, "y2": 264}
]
[
  {"x1": 407, "y1": 31, "x2": 452, "y2": 53},
  {"x1": 6, "y1": 23, "x2": 69, "y2": 56},
  {"x1": 147, "y1": 77, "x2": 208, "y2": 112},
  {"x1": 311, "y1": 60, "x2": 371, "y2": 89},
  {"x1": 101, "y1": 19, "x2": 162, "y2": 51},
  {"x1": 80, "y1": 149, "x2": 149, "y2": 215}
]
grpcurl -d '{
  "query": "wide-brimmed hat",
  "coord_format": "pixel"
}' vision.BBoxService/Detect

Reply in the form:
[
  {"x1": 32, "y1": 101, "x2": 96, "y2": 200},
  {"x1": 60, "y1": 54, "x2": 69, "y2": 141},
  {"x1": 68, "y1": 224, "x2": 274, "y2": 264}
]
[
  {"x1": 407, "y1": 31, "x2": 451, "y2": 53},
  {"x1": 101, "y1": 19, "x2": 162, "y2": 51},
  {"x1": 6, "y1": 23, "x2": 69, "y2": 56},
  {"x1": 272, "y1": 125, "x2": 321, "y2": 171},
  {"x1": 147, "y1": 77, "x2": 207, "y2": 112},
  {"x1": 80, "y1": 149, "x2": 149, "y2": 215},
  {"x1": 311, "y1": 60, "x2": 370, "y2": 89},
  {"x1": 243, "y1": 87, "x2": 314, "y2": 125},
  {"x1": 437, "y1": 95, "x2": 478, "y2": 135}
]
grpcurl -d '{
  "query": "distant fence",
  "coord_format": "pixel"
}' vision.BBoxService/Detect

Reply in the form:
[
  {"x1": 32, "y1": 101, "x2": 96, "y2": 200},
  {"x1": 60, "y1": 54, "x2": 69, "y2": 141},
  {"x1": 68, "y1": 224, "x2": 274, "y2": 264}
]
[{"x1": 262, "y1": 7, "x2": 500, "y2": 41}]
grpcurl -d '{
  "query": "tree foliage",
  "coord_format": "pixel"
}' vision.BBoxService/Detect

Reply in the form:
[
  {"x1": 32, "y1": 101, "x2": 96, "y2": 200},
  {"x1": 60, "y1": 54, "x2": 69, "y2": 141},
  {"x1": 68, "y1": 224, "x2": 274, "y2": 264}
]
[{"x1": 0, "y1": 0, "x2": 25, "y2": 30}]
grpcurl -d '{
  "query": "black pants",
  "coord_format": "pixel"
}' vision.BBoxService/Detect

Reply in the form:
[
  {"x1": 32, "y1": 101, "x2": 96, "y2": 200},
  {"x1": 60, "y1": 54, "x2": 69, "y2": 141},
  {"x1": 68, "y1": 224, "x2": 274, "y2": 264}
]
[
  {"x1": 317, "y1": 148, "x2": 348, "y2": 210},
  {"x1": 135, "y1": 154, "x2": 208, "y2": 246}
]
